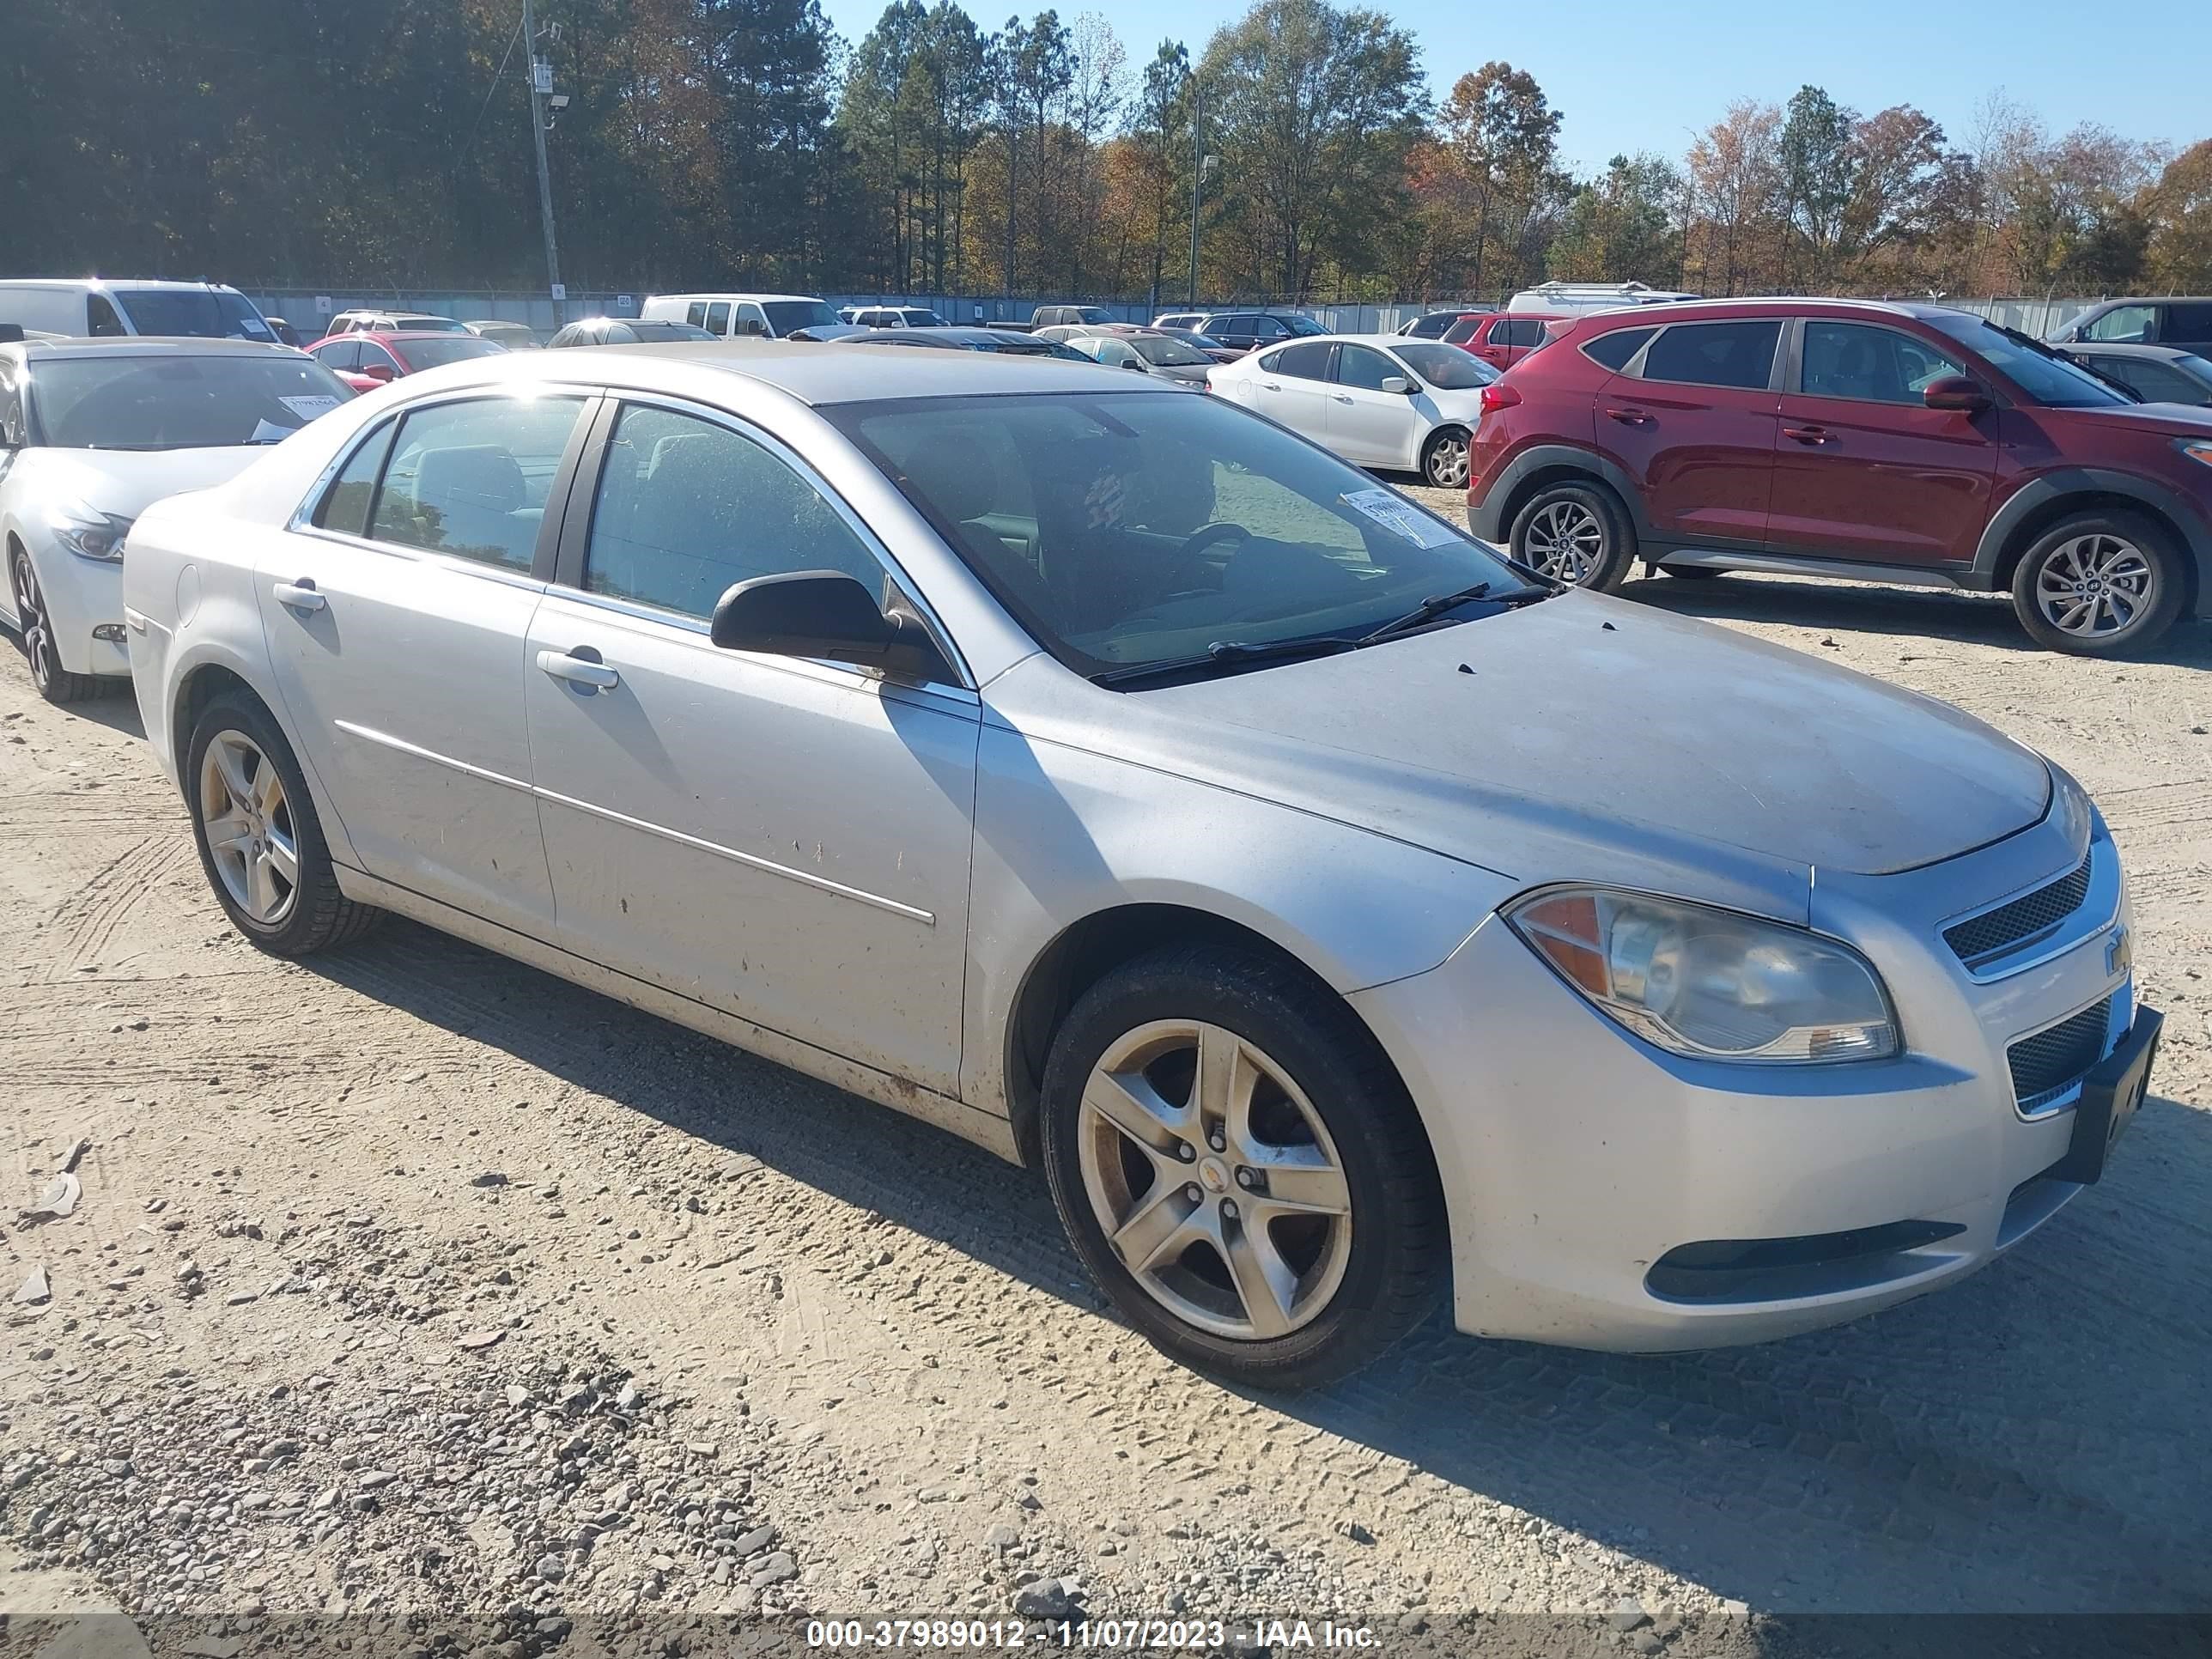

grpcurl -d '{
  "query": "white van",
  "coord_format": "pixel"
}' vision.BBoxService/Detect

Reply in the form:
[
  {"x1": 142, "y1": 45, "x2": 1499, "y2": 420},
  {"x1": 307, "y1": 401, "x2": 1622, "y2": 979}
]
[
  {"x1": 0, "y1": 279, "x2": 276, "y2": 341},
  {"x1": 639, "y1": 293, "x2": 862, "y2": 341},
  {"x1": 1506, "y1": 281, "x2": 1698, "y2": 315}
]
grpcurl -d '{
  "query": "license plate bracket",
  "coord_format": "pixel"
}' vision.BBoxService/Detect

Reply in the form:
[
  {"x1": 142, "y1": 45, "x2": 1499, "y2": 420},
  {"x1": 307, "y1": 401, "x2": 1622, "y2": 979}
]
[{"x1": 2049, "y1": 1005, "x2": 2160, "y2": 1186}]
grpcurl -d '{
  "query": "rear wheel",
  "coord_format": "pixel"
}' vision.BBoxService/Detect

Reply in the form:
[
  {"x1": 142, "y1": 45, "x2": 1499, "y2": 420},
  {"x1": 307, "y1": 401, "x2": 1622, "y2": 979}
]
[
  {"x1": 185, "y1": 691, "x2": 383, "y2": 955},
  {"x1": 1039, "y1": 944, "x2": 1443, "y2": 1389},
  {"x1": 2009, "y1": 510, "x2": 2186, "y2": 656},
  {"x1": 1421, "y1": 427, "x2": 1472, "y2": 490},
  {"x1": 9, "y1": 547, "x2": 106, "y2": 705},
  {"x1": 1509, "y1": 480, "x2": 1636, "y2": 592}
]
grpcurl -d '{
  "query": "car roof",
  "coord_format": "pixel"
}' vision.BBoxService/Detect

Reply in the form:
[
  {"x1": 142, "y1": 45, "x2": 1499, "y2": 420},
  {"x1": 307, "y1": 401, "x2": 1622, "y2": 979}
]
[
  {"x1": 0, "y1": 277, "x2": 243, "y2": 294},
  {"x1": 340, "y1": 329, "x2": 487, "y2": 344},
  {"x1": 5, "y1": 335, "x2": 307, "y2": 361},
  {"x1": 653, "y1": 292, "x2": 822, "y2": 304},
  {"x1": 382, "y1": 339, "x2": 1177, "y2": 406},
  {"x1": 1564, "y1": 295, "x2": 1952, "y2": 325}
]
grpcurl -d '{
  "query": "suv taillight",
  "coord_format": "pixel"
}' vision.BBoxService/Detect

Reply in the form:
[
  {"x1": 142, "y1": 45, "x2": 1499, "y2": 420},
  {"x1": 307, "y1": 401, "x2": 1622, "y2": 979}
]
[{"x1": 1480, "y1": 383, "x2": 1522, "y2": 413}]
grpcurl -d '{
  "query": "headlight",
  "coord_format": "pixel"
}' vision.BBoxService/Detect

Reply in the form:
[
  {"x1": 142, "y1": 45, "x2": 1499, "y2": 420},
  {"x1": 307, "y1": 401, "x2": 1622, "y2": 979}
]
[
  {"x1": 1505, "y1": 887, "x2": 1899, "y2": 1064},
  {"x1": 2179, "y1": 439, "x2": 2212, "y2": 471},
  {"x1": 51, "y1": 506, "x2": 135, "y2": 562}
]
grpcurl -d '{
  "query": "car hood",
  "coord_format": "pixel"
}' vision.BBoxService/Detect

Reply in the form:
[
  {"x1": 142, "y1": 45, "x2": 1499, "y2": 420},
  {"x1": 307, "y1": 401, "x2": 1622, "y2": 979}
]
[
  {"x1": 994, "y1": 592, "x2": 2053, "y2": 921},
  {"x1": 2058, "y1": 399, "x2": 2212, "y2": 436},
  {"x1": 21, "y1": 446, "x2": 269, "y2": 521},
  {"x1": 799, "y1": 323, "x2": 868, "y2": 340}
]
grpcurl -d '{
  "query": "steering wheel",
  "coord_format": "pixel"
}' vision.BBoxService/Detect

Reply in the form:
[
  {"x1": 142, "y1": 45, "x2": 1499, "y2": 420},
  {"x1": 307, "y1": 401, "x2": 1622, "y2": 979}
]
[{"x1": 1161, "y1": 521, "x2": 1251, "y2": 592}]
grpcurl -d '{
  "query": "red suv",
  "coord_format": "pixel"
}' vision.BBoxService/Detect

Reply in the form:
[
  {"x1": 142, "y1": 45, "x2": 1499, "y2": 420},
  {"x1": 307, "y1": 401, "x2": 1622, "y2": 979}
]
[
  {"x1": 1466, "y1": 299, "x2": 2212, "y2": 654},
  {"x1": 1447, "y1": 312, "x2": 1565, "y2": 370},
  {"x1": 306, "y1": 329, "x2": 505, "y2": 393}
]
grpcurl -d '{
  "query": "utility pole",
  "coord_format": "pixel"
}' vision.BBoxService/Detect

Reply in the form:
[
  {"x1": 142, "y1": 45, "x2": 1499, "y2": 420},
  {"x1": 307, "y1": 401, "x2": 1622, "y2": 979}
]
[
  {"x1": 522, "y1": 0, "x2": 565, "y2": 327},
  {"x1": 1188, "y1": 76, "x2": 1202, "y2": 307}
]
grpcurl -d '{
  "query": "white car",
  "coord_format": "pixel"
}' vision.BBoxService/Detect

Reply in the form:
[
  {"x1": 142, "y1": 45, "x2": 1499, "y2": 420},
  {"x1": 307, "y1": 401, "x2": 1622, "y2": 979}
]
[
  {"x1": 1, "y1": 337, "x2": 352, "y2": 703},
  {"x1": 1206, "y1": 334, "x2": 1498, "y2": 489}
]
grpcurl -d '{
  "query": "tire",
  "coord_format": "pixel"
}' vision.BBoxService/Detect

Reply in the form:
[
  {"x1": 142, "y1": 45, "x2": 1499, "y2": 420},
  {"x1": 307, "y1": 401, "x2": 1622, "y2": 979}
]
[
  {"x1": 9, "y1": 546, "x2": 107, "y2": 706},
  {"x1": 1420, "y1": 427, "x2": 1472, "y2": 490},
  {"x1": 2009, "y1": 509, "x2": 2188, "y2": 656},
  {"x1": 1038, "y1": 943, "x2": 1444, "y2": 1390},
  {"x1": 184, "y1": 690, "x2": 383, "y2": 956},
  {"x1": 1652, "y1": 562, "x2": 1724, "y2": 580},
  {"x1": 1508, "y1": 479, "x2": 1636, "y2": 592}
]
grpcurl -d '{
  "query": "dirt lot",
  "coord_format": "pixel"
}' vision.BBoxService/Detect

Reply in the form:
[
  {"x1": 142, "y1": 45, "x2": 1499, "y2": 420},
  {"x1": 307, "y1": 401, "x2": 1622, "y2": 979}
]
[{"x1": 2, "y1": 517, "x2": 2209, "y2": 1651}]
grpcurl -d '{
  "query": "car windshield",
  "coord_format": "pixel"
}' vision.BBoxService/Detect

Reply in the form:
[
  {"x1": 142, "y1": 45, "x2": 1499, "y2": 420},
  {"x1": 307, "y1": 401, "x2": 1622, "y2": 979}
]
[
  {"x1": 1391, "y1": 342, "x2": 1497, "y2": 389},
  {"x1": 1125, "y1": 334, "x2": 1212, "y2": 368},
  {"x1": 763, "y1": 300, "x2": 838, "y2": 333},
  {"x1": 832, "y1": 392, "x2": 1518, "y2": 680},
  {"x1": 395, "y1": 336, "x2": 507, "y2": 368},
  {"x1": 897, "y1": 310, "x2": 947, "y2": 327},
  {"x1": 1924, "y1": 313, "x2": 2131, "y2": 408},
  {"x1": 30, "y1": 353, "x2": 352, "y2": 449},
  {"x1": 392, "y1": 316, "x2": 471, "y2": 334},
  {"x1": 113, "y1": 288, "x2": 272, "y2": 340},
  {"x1": 1281, "y1": 315, "x2": 1328, "y2": 336}
]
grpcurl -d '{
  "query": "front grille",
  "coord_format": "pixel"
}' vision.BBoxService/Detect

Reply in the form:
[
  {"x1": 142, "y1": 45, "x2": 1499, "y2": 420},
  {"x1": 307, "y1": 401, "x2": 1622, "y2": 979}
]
[
  {"x1": 2007, "y1": 1000, "x2": 2110, "y2": 1112},
  {"x1": 1944, "y1": 850, "x2": 2093, "y2": 969}
]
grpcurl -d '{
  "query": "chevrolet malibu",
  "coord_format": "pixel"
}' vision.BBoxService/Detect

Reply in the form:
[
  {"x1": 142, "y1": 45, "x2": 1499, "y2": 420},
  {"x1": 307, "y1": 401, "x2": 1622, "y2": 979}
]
[{"x1": 120, "y1": 345, "x2": 2160, "y2": 1386}]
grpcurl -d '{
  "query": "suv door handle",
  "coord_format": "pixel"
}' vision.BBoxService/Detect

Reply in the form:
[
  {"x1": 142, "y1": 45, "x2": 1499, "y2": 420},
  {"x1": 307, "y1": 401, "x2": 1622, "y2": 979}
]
[
  {"x1": 273, "y1": 580, "x2": 325, "y2": 612},
  {"x1": 1604, "y1": 407, "x2": 1651, "y2": 425},
  {"x1": 537, "y1": 648, "x2": 619, "y2": 691},
  {"x1": 1783, "y1": 424, "x2": 1832, "y2": 445}
]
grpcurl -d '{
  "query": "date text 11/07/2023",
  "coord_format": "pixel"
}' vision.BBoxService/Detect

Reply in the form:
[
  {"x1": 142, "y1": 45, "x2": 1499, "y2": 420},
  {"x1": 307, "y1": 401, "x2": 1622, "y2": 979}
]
[{"x1": 805, "y1": 1619, "x2": 1382, "y2": 1649}]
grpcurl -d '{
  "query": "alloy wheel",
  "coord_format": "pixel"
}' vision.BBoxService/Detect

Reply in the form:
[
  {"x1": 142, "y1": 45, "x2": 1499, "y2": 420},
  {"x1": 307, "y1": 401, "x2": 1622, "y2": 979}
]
[
  {"x1": 1425, "y1": 434, "x2": 1470, "y2": 489},
  {"x1": 198, "y1": 730, "x2": 301, "y2": 927},
  {"x1": 1077, "y1": 1019, "x2": 1353, "y2": 1341},
  {"x1": 1521, "y1": 500, "x2": 1605, "y2": 583},
  {"x1": 10, "y1": 553, "x2": 61, "y2": 695},
  {"x1": 2033, "y1": 533, "x2": 2157, "y2": 639}
]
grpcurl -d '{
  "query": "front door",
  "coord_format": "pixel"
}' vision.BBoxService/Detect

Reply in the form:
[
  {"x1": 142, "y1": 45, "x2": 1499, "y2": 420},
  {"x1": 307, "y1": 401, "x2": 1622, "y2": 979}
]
[
  {"x1": 259, "y1": 390, "x2": 594, "y2": 933},
  {"x1": 1770, "y1": 320, "x2": 1999, "y2": 566},
  {"x1": 1327, "y1": 342, "x2": 1419, "y2": 466},
  {"x1": 524, "y1": 397, "x2": 977, "y2": 1093},
  {"x1": 1593, "y1": 318, "x2": 1783, "y2": 545}
]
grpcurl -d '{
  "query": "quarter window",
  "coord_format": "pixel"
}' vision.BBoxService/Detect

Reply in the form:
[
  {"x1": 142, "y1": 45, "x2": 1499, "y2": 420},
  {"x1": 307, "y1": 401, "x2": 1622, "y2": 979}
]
[
  {"x1": 1582, "y1": 327, "x2": 1655, "y2": 371},
  {"x1": 313, "y1": 420, "x2": 397, "y2": 537},
  {"x1": 580, "y1": 404, "x2": 884, "y2": 619},
  {"x1": 366, "y1": 395, "x2": 586, "y2": 571},
  {"x1": 1334, "y1": 343, "x2": 1400, "y2": 391},
  {"x1": 1799, "y1": 323, "x2": 1966, "y2": 404},
  {"x1": 1641, "y1": 321, "x2": 1781, "y2": 391}
]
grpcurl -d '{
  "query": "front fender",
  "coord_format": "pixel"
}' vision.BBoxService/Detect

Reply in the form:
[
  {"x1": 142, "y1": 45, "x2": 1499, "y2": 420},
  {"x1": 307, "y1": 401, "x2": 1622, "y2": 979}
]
[{"x1": 1974, "y1": 467, "x2": 2212, "y2": 616}]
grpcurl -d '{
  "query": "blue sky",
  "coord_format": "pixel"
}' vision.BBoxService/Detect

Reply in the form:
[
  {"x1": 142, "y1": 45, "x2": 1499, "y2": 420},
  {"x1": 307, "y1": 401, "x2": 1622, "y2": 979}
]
[{"x1": 815, "y1": 0, "x2": 2211, "y2": 178}]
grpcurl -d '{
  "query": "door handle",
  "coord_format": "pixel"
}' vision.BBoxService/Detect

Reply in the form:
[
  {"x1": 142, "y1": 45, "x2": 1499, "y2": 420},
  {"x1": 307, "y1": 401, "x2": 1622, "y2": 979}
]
[
  {"x1": 1783, "y1": 424, "x2": 1832, "y2": 445},
  {"x1": 1261, "y1": 381, "x2": 1281, "y2": 392},
  {"x1": 537, "y1": 648, "x2": 619, "y2": 691},
  {"x1": 273, "y1": 580, "x2": 325, "y2": 612},
  {"x1": 1604, "y1": 407, "x2": 1652, "y2": 425},
  {"x1": 1331, "y1": 393, "x2": 1354, "y2": 404}
]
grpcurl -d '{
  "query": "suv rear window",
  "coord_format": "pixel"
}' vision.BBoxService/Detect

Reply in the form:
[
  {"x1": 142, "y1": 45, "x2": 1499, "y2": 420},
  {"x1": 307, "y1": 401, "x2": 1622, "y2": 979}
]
[
  {"x1": 1640, "y1": 321, "x2": 1781, "y2": 390},
  {"x1": 1581, "y1": 328, "x2": 1655, "y2": 371}
]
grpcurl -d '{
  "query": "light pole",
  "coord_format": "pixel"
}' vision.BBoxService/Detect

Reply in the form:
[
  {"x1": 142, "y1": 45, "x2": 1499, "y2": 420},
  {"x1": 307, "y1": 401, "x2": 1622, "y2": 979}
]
[
  {"x1": 521, "y1": 0, "x2": 565, "y2": 327},
  {"x1": 1187, "y1": 76, "x2": 1217, "y2": 307}
]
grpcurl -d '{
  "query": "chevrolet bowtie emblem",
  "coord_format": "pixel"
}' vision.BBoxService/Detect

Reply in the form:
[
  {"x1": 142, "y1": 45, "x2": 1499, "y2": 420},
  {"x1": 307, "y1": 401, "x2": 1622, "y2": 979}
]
[{"x1": 2107, "y1": 927, "x2": 2132, "y2": 981}]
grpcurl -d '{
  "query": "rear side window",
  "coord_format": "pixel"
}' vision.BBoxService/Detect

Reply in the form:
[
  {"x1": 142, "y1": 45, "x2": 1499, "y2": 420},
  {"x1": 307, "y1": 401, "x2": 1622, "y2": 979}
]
[
  {"x1": 367, "y1": 395, "x2": 587, "y2": 570},
  {"x1": 686, "y1": 302, "x2": 708, "y2": 327},
  {"x1": 1265, "y1": 341, "x2": 1334, "y2": 380},
  {"x1": 704, "y1": 302, "x2": 731, "y2": 336},
  {"x1": 2164, "y1": 304, "x2": 2212, "y2": 345},
  {"x1": 313, "y1": 420, "x2": 397, "y2": 536},
  {"x1": 1641, "y1": 321, "x2": 1781, "y2": 391},
  {"x1": 1582, "y1": 327, "x2": 1655, "y2": 371},
  {"x1": 1443, "y1": 318, "x2": 1482, "y2": 345},
  {"x1": 1495, "y1": 319, "x2": 1546, "y2": 348}
]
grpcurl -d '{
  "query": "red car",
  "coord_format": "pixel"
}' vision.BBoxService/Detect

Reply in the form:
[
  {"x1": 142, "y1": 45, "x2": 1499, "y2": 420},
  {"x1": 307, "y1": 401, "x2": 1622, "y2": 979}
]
[
  {"x1": 1445, "y1": 311, "x2": 1565, "y2": 370},
  {"x1": 1465, "y1": 298, "x2": 2212, "y2": 655},
  {"x1": 306, "y1": 329, "x2": 506, "y2": 393}
]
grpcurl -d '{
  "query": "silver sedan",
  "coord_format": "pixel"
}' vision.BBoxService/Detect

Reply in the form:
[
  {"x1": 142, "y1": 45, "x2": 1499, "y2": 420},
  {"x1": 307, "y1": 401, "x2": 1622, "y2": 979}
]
[{"x1": 120, "y1": 343, "x2": 2159, "y2": 1386}]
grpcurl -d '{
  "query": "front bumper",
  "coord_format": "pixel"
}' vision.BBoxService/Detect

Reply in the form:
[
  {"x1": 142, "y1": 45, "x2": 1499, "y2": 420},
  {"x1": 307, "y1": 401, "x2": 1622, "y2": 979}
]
[
  {"x1": 1350, "y1": 799, "x2": 2142, "y2": 1352},
  {"x1": 27, "y1": 544, "x2": 128, "y2": 678}
]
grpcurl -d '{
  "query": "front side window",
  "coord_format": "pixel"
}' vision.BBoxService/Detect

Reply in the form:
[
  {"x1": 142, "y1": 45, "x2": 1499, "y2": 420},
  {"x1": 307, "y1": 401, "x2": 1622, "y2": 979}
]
[
  {"x1": 313, "y1": 339, "x2": 362, "y2": 372},
  {"x1": 28, "y1": 353, "x2": 352, "y2": 450},
  {"x1": 86, "y1": 296, "x2": 126, "y2": 337},
  {"x1": 1641, "y1": 321, "x2": 1781, "y2": 390},
  {"x1": 1800, "y1": 323, "x2": 1966, "y2": 404},
  {"x1": 1334, "y1": 343, "x2": 1401, "y2": 391},
  {"x1": 834, "y1": 392, "x2": 1518, "y2": 680},
  {"x1": 0, "y1": 361, "x2": 26, "y2": 448},
  {"x1": 582, "y1": 404, "x2": 883, "y2": 618},
  {"x1": 1390, "y1": 341, "x2": 1495, "y2": 388},
  {"x1": 367, "y1": 394, "x2": 586, "y2": 570},
  {"x1": 2082, "y1": 304, "x2": 2156, "y2": 343}
]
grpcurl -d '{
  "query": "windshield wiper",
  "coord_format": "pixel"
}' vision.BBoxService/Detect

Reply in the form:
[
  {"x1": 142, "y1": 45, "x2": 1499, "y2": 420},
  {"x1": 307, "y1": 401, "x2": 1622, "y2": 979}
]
[
  {"x1": 1357, "y1": 581, "x2": 1552, "y2": 645},
  {"x1": 1091, "y1": 634, "x2": 1358, "y2": 687}
]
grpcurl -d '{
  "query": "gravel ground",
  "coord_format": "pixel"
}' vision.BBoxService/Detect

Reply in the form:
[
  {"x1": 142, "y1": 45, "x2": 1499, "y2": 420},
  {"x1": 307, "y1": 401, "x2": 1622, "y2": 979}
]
[{"x1": 2, "y1": 488, "x2": 2209, "y2": 1654}]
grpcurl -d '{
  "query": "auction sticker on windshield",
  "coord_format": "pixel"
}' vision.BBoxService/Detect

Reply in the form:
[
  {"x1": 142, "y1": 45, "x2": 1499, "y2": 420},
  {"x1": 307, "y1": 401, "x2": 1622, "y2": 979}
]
[
  {"x1": 1340, "y1": 487, "x2": 1456, "y2": 548},
  {"x1": 280, "y1": 395, "x2": 345, "y2": 420}
]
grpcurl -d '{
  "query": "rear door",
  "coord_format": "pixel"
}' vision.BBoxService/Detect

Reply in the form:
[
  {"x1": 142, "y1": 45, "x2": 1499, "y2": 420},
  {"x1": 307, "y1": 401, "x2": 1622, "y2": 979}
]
[
  {"x1": 258, "y1": 390, "x2": 594, "y2": 934},
  {"x1": 1770, "y1": 319, "x2": 1999, "y2": 565},
  {"x1": 1244, "y1": 341, "x2": 1335, "y2": 443},
  {"x1": 703, "y1": 301, "x2": 732, "y2": 337},
  {"x1": 1594, "y1": 318, "x2": 1782, "y2": 546}
]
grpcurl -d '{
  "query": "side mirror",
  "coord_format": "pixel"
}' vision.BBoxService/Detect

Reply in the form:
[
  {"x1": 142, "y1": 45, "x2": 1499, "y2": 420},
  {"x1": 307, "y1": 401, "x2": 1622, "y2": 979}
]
[
  {"x1": 1380, "y1": 375, "x2": 1413, "y2": 394},
  {"x1": 1124, "y1": 359, "x2": 1148, "y2": 372},
  {"x1": 360, "y1": 362, "x2": 395, "y2": 384},
  {"x1": 737, "y1": 319, "x2": 768, "y2": 337},
  {"x1": 710, "y1": 571, "x2": 948, "y2": 679},
  {"x1": 1923, "y1": 375, "x2": 1990, "y2": 413}
]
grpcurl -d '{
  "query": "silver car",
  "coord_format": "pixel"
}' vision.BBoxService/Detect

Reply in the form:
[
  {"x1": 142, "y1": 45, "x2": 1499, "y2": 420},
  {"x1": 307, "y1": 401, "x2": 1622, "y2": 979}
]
[{"x1": 121, "y1": 344, "x2": 2160, "y2": 1386}]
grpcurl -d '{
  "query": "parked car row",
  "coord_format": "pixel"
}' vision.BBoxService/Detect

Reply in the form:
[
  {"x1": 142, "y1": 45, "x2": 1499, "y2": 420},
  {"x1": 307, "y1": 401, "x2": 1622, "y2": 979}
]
[{"x1": 67, "y1": 337, "x2": 2157, "y2": 1392}]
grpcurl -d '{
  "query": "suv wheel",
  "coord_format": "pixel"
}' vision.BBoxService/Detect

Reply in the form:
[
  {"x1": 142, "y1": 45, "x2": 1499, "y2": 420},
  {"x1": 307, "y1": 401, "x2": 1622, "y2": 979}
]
[
  {"x1": 1509, "y1": 481, "x2": 1635, "y2": 591},
  {"x1": 2010, "y1": 510, "x2": 2186, "y2": 656},
  {"x1": 1421, "y1": 428, "x2": 1471, "y2": 489},
  {"x1": 1039, "y1": 944, "x2": 1443, "y2": 1389}
]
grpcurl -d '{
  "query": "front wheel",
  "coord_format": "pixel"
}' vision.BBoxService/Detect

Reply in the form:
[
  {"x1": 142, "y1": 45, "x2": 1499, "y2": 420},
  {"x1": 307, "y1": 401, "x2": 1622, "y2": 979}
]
[
  {"x1": 9, "y1": 547, "x2": 106, "y2": 705},
  {"x1": 2009, "y1": 511, "x2": 2187, "y2": 656},
  {"x1": 1039, "y1": 945, "x2": 1443, "y2": 1389},
  {"x1": 1508, "y1": 480, "x2": 1636, "y2": 592},
  {"x1": 1421, "y1": 427, "x2": 1471, "y2": 490}
]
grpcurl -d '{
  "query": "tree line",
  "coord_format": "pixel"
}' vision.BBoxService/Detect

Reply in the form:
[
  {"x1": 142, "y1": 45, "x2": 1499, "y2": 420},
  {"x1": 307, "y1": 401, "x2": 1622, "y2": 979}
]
[{"x1": 7, "y1": 0, "x2": 2209, "y2": 303}]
